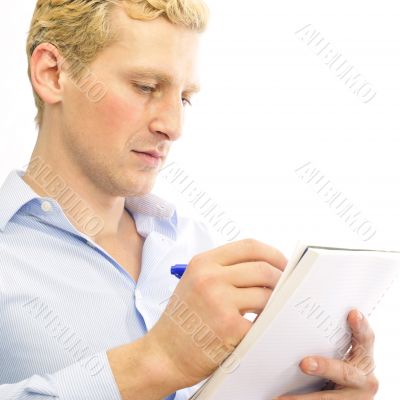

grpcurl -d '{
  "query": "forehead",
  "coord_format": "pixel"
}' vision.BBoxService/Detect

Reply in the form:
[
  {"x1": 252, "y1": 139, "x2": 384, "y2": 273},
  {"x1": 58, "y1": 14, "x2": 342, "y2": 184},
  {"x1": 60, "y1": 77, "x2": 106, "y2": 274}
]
[{"x1": 108, "y1": 5, "x2": 201, "y2": 90}]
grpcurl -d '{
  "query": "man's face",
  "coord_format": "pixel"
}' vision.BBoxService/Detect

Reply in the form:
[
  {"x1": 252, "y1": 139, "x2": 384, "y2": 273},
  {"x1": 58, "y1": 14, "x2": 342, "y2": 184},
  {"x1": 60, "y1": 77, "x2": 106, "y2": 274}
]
[{"x1": 59, "y1": 6, "x2": 200, "y2": 197}]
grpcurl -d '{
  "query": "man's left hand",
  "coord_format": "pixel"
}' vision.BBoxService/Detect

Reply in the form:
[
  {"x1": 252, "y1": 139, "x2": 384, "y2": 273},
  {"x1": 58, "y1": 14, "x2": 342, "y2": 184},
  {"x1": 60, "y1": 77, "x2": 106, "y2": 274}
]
[{"x1": 275, "y1": 309, "x2": 379, "y2": 399}]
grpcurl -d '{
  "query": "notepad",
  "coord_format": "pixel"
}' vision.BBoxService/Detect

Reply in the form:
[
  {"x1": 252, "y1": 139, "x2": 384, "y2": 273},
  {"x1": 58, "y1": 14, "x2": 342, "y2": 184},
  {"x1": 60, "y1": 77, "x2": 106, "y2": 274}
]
[{"x1": 189, "y1": 243, "x2": 400, "y2": 400}]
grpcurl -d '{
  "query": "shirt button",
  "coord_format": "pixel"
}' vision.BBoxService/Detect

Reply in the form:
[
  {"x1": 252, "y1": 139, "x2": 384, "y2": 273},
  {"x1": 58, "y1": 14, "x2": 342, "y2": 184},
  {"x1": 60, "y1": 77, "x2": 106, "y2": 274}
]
[
  {"x1": 135, "y1": 289, "x2": 143, "y2": 300},
  {"x1": 41, "y1": 201, "x2": 53, "y2": 212}
]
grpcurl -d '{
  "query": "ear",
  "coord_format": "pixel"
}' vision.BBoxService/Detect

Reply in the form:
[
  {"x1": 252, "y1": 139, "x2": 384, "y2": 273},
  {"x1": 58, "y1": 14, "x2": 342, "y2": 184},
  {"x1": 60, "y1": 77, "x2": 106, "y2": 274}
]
[{"x1": 30, "y1": 43, "x2": 66, "y2": 106}]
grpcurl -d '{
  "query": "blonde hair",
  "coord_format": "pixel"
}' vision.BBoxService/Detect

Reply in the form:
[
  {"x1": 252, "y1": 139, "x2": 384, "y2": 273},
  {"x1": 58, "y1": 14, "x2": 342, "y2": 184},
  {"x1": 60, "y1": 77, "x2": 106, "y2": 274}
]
[{"x1": 26, "y1": 0, "x2": 209, "y2": 127}]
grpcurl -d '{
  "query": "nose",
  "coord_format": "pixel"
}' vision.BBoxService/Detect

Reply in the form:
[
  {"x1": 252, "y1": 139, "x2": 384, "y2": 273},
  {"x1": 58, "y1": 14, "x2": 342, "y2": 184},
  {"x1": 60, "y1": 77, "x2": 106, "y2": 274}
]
[{"x1": 148, "y1": 94, "x2": 184, "y2": 141}]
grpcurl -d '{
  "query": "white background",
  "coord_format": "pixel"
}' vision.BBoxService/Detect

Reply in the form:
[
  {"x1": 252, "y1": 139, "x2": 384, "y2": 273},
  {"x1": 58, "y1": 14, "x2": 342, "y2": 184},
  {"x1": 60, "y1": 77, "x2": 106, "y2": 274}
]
[{"x1": 1, "y1": 1, "x2": 399, "y2": 398}]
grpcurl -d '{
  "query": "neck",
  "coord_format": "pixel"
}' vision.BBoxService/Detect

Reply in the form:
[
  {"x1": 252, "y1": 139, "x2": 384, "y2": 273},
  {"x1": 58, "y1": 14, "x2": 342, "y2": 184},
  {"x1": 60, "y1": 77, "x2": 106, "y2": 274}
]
[{"x1": 22, "y1": 130, "x2": 130, "y2": 241}]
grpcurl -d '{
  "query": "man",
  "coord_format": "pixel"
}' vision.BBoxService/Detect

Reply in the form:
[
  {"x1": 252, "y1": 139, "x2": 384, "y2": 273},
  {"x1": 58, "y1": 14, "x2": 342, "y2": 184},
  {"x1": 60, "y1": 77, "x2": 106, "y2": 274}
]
[{"x1": 0, "y1": 1, "x2": 379, "y2": 399}]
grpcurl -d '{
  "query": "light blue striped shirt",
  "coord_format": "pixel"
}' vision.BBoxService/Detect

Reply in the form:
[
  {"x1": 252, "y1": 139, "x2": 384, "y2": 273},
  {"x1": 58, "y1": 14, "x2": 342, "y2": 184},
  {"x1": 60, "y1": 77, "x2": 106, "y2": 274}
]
[{"x1": 0, "y1": 169, "x2": 215, "y2": 400}]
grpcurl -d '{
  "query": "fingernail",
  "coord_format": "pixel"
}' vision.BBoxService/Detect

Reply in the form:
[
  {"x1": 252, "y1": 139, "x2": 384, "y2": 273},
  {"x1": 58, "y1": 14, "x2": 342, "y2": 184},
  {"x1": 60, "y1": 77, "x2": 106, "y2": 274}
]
[
  {"x1": 356, "y1": 310, "x2": 364, "y2": 321},
  {"x1": 306, "y1": 357, "x2": 319, "y2": 372}
]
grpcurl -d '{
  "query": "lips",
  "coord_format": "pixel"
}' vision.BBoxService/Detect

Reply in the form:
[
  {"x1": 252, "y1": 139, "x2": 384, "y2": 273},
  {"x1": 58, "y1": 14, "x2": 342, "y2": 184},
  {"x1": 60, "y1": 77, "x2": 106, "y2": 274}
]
[{"x1": 133, "y1": 150, "x2": 165, "y2": 159}]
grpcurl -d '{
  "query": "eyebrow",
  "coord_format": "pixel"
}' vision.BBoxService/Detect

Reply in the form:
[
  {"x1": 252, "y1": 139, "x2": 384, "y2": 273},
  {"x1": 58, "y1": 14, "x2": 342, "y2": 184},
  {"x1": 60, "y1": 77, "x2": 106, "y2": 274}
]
[{"x1": 129, "y1": 67, "x2": 201, "y2": 94}]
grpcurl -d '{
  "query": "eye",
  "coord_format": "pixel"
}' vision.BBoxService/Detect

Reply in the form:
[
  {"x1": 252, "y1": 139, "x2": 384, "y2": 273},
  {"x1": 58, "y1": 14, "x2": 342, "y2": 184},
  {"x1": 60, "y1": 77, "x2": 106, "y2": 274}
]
[
  {"x1": 182, "y1": 97, "x2": 192, "y2": 107},
  {"x1": 135, "y1": 84, "x2": 156, "y2": 94},
  {"x1": 133, "y1": 82, "x2": 192, "y2": 107}
]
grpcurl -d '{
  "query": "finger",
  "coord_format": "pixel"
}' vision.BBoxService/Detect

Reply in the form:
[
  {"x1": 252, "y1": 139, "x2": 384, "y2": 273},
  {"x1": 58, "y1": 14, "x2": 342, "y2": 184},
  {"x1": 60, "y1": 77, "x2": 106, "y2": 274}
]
[
  {"x1": 202, "y1": 239, "x2": 288, "y2": 270},
  {"x1": 347, "y1": 310, "x2": 375, "y2": 373},
  {"x1": 225, "y1": 261, "x2": 282, "y2": 288},
  {"x1": 232, "y1": 287, "x2": 273, "y2": 314},
  {"x1": 299, "y1": 356, "x2": 368, "y2": 389}
]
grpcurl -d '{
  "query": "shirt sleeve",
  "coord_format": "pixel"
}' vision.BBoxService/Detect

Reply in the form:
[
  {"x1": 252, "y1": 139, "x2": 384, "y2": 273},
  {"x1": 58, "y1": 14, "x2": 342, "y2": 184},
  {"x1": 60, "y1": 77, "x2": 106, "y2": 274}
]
[
  {"x1": 0, "y1": 352, "x2": 122, "y2": 399},
  {"x1": 174, "y1": 379, "x2": 208, "y2": 400}
]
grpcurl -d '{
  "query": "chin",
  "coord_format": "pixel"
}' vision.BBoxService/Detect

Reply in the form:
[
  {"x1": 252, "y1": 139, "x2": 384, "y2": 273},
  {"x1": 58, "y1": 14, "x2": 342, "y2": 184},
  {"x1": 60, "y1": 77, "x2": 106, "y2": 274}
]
[{"x1": 127, "y1": 177, "x2": 156, "y2": 196}]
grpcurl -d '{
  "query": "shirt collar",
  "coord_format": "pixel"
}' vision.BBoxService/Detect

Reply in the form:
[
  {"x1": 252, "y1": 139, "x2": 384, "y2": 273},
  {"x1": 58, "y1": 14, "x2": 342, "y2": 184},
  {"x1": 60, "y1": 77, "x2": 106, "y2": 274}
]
[
  {"x1": 0, "y1": 169, "x2": 178, "y2": 239},
  {"x1": 0, "y1": 169, "x2": 39, "y2": 232}
]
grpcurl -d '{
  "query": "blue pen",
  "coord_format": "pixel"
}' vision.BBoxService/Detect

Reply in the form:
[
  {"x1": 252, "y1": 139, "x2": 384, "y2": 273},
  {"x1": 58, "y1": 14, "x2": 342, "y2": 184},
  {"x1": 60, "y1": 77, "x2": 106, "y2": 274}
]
[{"x1": 170, "y1": 264, "x2": 188, "y2": 279}]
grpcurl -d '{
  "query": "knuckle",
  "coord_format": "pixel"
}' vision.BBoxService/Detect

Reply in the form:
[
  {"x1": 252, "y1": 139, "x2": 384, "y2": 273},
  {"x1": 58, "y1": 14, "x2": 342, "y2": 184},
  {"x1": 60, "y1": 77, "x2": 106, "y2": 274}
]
[
  {"x1": 240, "y1": 238, "x2": 260, "y2": 251},
  {"x1": 190, "y1": 254, "x2": 208, "y2": 268},
  {"x1": 271, "y1": 246, "x2": 287, "y2": 265},
  {"x1": 271, "y1": 246, "x2": 282, "y2": 259},
  {"x1": 256, "y1": 261, "x2": 268, "y2": 271},
  {"x1": 255, "y1": 262, "x2": 281, "y2": 288},
  {"x1": 256, "y1": 261, "x2": 271, "y2": 278},
  {"x1": 190, "y1": 270, "x2": 220, "y2": 298},
  {"x1": 341, "y1": 362, "x2": 356, "y2": 385}
]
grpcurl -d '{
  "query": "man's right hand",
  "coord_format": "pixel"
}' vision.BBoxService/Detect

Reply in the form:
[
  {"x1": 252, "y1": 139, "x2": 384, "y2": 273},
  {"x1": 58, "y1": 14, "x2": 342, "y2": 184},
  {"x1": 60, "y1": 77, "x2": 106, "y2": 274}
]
[{"x1": 145, "y1": 239, "x2": 288, "y2": 391}]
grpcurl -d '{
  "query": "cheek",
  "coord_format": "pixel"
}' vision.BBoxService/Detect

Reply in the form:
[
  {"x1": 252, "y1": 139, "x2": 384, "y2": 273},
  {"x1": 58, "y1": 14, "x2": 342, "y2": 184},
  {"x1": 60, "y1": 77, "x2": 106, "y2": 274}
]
[{"x1": 93, "y1": 89, "x2": 143, "y2": 132}]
